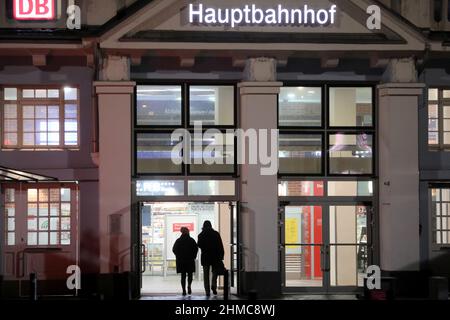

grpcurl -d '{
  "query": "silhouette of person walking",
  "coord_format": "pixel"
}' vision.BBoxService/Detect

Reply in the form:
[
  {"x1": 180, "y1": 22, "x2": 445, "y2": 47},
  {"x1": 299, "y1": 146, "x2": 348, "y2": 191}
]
[
  {"x1": 172, "y1": 227, "x2": 198, "y2": 296},
  {"x1": 197, "y1": 220, "x2": 225, "y2": 296}
]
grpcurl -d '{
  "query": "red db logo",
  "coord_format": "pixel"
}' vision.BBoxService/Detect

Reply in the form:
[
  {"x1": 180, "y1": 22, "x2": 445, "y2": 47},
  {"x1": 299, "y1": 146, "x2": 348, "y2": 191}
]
[{"x1": 13, "y1": 0, "x2": 55, "y2": 20}]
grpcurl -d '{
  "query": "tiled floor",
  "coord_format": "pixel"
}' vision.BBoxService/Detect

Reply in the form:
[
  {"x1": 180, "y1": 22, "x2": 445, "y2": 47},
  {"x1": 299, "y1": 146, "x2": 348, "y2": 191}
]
[{"x1": 140, "y1": 275, "x2": 360, "y2": 300}]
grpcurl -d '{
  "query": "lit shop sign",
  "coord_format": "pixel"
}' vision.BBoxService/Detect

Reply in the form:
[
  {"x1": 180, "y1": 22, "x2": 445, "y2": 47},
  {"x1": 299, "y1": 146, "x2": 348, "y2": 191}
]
[
  {"x1": 189, "y1": 3, "x2": 337, "y2": 28},
  {"x1": 13, "y1": 0, "x2": 55, "y2": 20}
]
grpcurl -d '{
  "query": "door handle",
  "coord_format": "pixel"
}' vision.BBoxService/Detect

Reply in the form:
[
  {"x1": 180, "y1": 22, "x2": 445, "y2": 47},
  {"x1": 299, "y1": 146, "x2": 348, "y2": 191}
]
[
  {"x1": 141, "y1": 244, "x2": 146, "y2": 273},
  {"x1": 320, "y1": 245, "x2": 330, "y2": 272}
]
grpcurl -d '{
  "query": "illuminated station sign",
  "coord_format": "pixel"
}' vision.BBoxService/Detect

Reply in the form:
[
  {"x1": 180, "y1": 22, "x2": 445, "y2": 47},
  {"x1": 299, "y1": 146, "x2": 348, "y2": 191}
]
[
  {"x1": 13, "y1": 0, "x2": 55, "y2": 20},
  {"x1": 189, "y1": 3, "x2": 338, "y2": 28}
]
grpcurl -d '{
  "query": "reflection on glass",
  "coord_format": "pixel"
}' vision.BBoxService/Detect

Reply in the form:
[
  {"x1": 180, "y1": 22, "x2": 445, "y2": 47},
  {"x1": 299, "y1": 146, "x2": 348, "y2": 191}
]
[
  {"x1": 327, "y1": 181, "x2": 373, "y2": 196},
  {"x1": 136, "y1": 133, "x2": 182, "y2": 174},
  {"x1": 329, "y1": 205, "x2": 367, "y2": 287},
  {"x1": 189, "y1": 86, "x2": 234, "y2": 126},
  {"x1": 136, "y1": 85, "x2": 182, "y2": 126},
  {"x1": 430, "y1": 188, "x2": 450, "y2": 245},
  {"x1": 190, "y1": 132, "x2": 235, "y2": 174},
  {"x1": 284, "y1": 206, "x2": 323, "y2": 287},
  {"x1": 136, "y1": 180, "x2": 184, "y2": 196},
  {"x1": 329, "y1": 134, "x2": 373, "y2": 175},
  {"x1": 279, "y1": 87, "x2": 322, "y2": 127},
  {"x1": 329, "y1": 87, "x2": 373, "y2": 127},
  {"x1": 278, "y1": 181, "x2": 324, "y2": 196},
  {"x1": 187, "y1": 180, "x2": 235, "y2": 196},
  {"x1": 279, "y1": 134, "x2": 322, "y2": 174}
]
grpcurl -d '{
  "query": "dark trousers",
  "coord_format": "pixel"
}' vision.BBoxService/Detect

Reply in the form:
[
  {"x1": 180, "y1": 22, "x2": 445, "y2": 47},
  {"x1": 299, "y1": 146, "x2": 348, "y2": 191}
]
[
  {"x1": 181, "y1": 272, "x2": 193, "y2": 291},
  {"x1": 203, "y1": 265, "x2": 218, "y2": 293}
]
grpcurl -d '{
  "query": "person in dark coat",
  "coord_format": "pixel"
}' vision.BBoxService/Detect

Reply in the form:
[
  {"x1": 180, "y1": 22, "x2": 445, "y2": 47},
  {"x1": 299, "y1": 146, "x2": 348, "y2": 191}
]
[
  {"x1": 197, "y1": 220, "x2": 225, "y2": 296},
  {"x1": 172, "y1": 227, "x2": 198, "y2": 296}
]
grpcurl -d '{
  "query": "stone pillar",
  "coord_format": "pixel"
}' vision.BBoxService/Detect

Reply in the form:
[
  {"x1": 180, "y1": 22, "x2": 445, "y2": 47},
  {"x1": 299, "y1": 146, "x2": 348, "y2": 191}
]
[
  {"x1": 239, "y1": 58, "x2": 282, "y2": 297},
  {"x1": 95, "y1": 81, "x2": 135, "y2": 274},
  {"x1": 378, "y1": 58, "x2": 425, "y2": 272},
  {"x1": 94, "y1": 56, "x2": 135, "y2": 274}
]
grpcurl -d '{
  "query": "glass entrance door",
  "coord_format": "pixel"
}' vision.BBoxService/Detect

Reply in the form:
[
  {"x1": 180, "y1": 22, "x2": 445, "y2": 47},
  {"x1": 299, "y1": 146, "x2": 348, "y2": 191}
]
[{"x1": 281, "y1": 203, "x2": 371, "y2": 293}]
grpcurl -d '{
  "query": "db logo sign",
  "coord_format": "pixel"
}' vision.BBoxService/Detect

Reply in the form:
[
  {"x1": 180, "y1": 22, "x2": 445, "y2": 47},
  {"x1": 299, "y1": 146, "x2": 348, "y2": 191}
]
[{"x1": 13, "y1": 0, "x2": 55, "y2": 20}]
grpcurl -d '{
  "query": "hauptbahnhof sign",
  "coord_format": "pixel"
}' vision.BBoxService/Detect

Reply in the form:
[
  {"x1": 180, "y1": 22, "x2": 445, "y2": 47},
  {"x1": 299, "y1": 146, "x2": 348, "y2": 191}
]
[{"x1": 189, "y1": 3, "x2": 338, "y2": 28}]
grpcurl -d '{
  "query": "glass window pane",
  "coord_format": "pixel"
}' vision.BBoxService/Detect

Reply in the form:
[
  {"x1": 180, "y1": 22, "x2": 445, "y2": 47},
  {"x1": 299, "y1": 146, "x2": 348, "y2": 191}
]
[
  {"x1": 190, "y1": 132, "x2": 235, "y2": 174},
  {"x1": 48, "y1": 133, "x2": 60, "y2": 145},
  {"x1": 429, "y1": 132, "x2": 439, "y2": 145},
  {"x1": 136, "y1": 85, "x2": 182, "y2": 126},
  {"x1": 7, "y1": 232, "x2": 15, "y2": 246},
  {"x1": 64, "y1": 132, "x2": 78, "y2": 146},
  {"x1": 7, "y1": 218, "x2": 15, "y2": 231},
  {"x1": 136, "y1": 133, "x2": 182, "y2": 174},
  {"x1": 48, "y1": 106, "x2": 59, "y2": 119},
  {"x1": 4, "y1": 88, "x2": 17, "y2": 100},
  {"x1": 6, "y1": 204, "x2": 15, "y2": 217},
  {"x1": 35, "y1": 89, "x2": 47, "y2": 98},
  {"x1": 50, "y1": 203, "x2": 60, "y2": 216},
  {"x1": 61, "y1": 188, "x2": 71, "y2": 202},
  {"x1": 23, "y1": 89, "x2": 35, "y2": 98},
  {"x1": 28, "y1": 218, "x2": 37, "y2": 231},
  {"x1": 61, "y1": 232, "x2": 70, "y2": 245},
  {"x1": 279, "y1": 134, "x2": 322, "y2": 174},
  {"x1": 23, "y1": 105, "x2": 34, "y2": 118},
  {"x1": 28, "y1": 203, "x2": 37, "y2": 216},
  {"x1": 4, "y1": 120, "x2": 17, "y2": 132},
  {"x1": 188, "y1": 180, "x2": 235, "y2": 196},
  {"x1": 39, "y1": 189, "x2": 48, "y2": 202},
  {"x1": 279, "y1": 87, "x2": 322, "y2": 127},
  {"x1": 444, "y1": 133, "x2": 450, "y2": 145},
  {"x1": 278, "y1": 181, "x2": 324, "y2": 196},
  {"x1": 329, "y1": 134, "x2": 373, "y2": 175},
  {"x1": 444, "y1": 90, "x2": 450, "y2": 98},
  {"x1": 444, "y1": 119, "x2": 450, "y2": 131},
  {"x1": 189, "y1": 86, "x2": 234, "y2": 126},
  {"x1": 284, "y1": 205, "x2": 323, "y2": 287},
  {"x1": 35, "y1": 119, "x2": 48, "y2": 132},
  {"x1": 4, "y1": 104, "x2": 17, "y2": 118},
  {"x1": 28, "y1": 189, "x2": 38, "y2": 202},
  {"x1": 50, "y1": 218, "x2": 60, "y2": 231},
  {"x1": 6, "y1": 189, "x2": 15, "y2": 202},
  {"x1": 64, "y1": 120, "x2": 78, "y2": 132},
  {"x1": 64, "y1": 87, "x2": 77, "y2": 100},
  {"x1": 47, "y1": 120, "x2": 59, "y2": 132},
  {"x1": 444, "y1": 106, "x2": 450, "y2": 118},
  {"x1": 23, "y1": 133, "x2": 35, "y2": 146},
  {"x1": 50, "y1": 188, "x2": 60, "y2": 202},
  {"x1": 28, "y1": 232, "x2": 37, "y2": 245},
  {"x1": 3, "y1": 133, "x2": 18, "y2": 146},
  {"x1": 61, "y1": 218, "x2": 71, "y2": 230},
  {"x1": 329, "y1": 87, "x2": 373, "y2": 127},
  {"x1": 35, "y1": 132, "x2": 47, "y2": 145},
  {"x1": 23, "y1": 119, "x2": 34, "y2": 132},
  {"x1": 61, "y1": 203, "x2": 71, "y2": 216},
  {"x1": 442, "y1": 189, "x2": 450, "y2": 202},
  {"x1": 65, "y1": 104, "x2": 77, "y2": 118},
  {"x1": 35, "y1": 107, "x2": 47, "y2": 119},
  {"x1": 39, "y1": 218, "x2": 49, "y2": 230},
  {"x1": 136, "y1": 180, "x2": 184, "y2": 196},
  {"x1": 328, "y1": 181, "x2": 373, "y2": 196},
  {"x1": 50, "y1": 232, "x2": 59, "y2": 245},
  {"x1": 48, "y1": 89, "x2": 60, "y2": 98},
  {"x1": 38, "y1": 233, "x2": 48, "y2": 245},
  {"x1": 39, "y1": 204, "x2": 49, "y2": 216},
  {"x1": 429, "y1": 88, "x2": 439, "y2": 101},
  {"x1": 429, "y1": 104, "x2": 438, "y2": 118}
]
